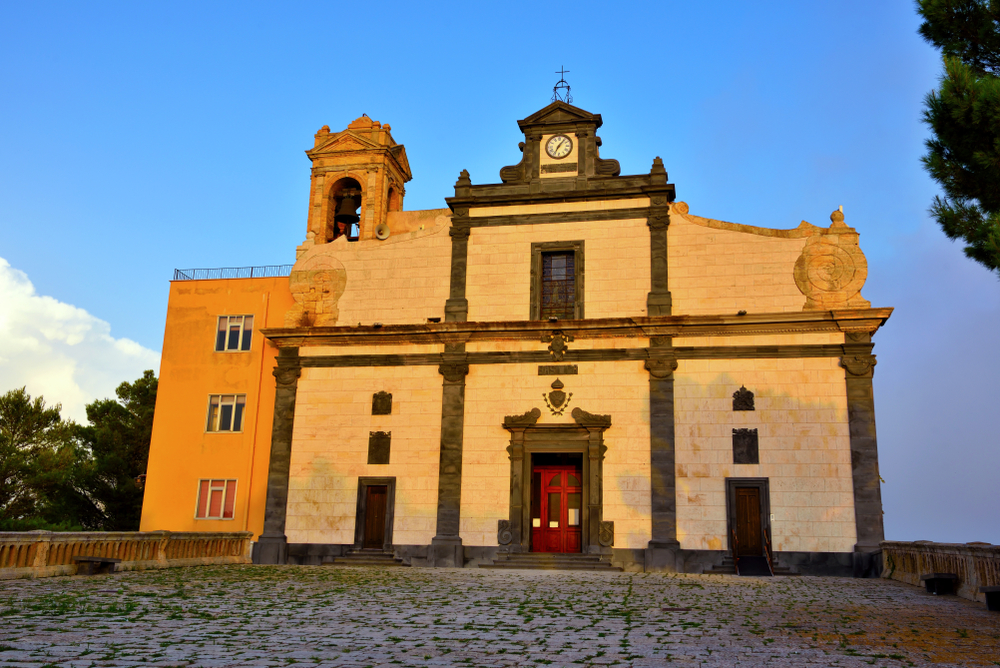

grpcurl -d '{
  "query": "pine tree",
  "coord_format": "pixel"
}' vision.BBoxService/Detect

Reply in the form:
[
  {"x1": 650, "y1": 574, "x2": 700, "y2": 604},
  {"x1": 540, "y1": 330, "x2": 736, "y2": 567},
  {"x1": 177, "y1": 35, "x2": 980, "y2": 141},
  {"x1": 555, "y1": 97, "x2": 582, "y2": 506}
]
[
  {"x1": 77, "y1": 370, "x2": 157, "y2": 531},
  {"x1": 0, "y1": 388, "x2": 95, "y2": 530},
  {"x1": 917, "y1": 0, "x2": 1000, "y2": 274}
]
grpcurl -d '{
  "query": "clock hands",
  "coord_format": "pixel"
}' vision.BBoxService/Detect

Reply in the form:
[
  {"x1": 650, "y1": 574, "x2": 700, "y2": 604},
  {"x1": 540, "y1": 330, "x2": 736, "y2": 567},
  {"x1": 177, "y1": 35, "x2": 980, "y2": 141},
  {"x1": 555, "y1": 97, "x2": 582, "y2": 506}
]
[{"x1": 547, "y1": 135, "x2": 572, "y2": 158}]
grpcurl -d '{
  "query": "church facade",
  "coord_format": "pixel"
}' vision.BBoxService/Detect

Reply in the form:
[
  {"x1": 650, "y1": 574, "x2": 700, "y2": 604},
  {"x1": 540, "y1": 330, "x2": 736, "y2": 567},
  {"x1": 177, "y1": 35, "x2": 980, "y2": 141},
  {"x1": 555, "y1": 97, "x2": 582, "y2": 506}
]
[{"x1": 140, "y1": 102, "x2": 891, "y2": 575}]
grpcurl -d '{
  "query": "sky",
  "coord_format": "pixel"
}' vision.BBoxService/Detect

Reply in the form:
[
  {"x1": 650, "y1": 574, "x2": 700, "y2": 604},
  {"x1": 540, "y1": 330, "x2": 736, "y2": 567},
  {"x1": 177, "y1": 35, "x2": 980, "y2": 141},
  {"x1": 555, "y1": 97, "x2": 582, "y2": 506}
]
[{"x1": 0, "y1": 1, "x2": 997, "y2": 544}]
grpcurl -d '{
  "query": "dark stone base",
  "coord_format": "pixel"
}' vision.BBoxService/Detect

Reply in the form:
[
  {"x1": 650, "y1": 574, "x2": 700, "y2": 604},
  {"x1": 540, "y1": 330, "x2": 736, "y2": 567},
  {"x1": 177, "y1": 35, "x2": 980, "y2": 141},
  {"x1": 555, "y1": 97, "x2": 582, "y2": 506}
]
[
  {"x1": 429, "y1": 537, "x2": 463, "y2": 568},
  {"x1": 642, "y1": 547, "x2": 679, "y2": 573},
  {"x1": 853, "y1": 549, "x2": 883, "y2": 579},
  {"x1": 253, "y1": 534, "x2": 288, "y2": 565},
  {"x1": 274, "y1": 543, "x2": 878, "y2": 577},
  {"x1": 286, "y1": 543, "x2": 346, "y2": 565}
]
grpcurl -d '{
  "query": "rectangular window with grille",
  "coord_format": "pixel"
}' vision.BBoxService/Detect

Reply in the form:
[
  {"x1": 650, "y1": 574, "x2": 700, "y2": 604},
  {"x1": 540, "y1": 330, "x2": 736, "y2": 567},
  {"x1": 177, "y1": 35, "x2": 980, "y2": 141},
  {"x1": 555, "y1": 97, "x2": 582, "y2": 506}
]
[
  {"x1": 215, "y1": 315, "x2": 254, "y2": 352},
  {"x1": 195, "y1": 479, "x2": 237, "y2": 519},
  {"x1": 540, "y1": 251, "x2": 576, "y2": 319},
  {"x1": 206, "y1": 395, "x2": 246, "y2": 432},
  {"x1": 530, "y1": 241, "x2": 584, "y2": 320}
]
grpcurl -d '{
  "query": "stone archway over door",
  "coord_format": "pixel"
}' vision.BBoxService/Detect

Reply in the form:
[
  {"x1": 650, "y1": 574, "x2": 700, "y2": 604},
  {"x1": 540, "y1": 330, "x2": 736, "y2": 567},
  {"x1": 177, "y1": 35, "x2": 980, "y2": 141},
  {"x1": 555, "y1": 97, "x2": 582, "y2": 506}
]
[{"x1": 500, "y1": 407, "x2": 613, "y2": 555}]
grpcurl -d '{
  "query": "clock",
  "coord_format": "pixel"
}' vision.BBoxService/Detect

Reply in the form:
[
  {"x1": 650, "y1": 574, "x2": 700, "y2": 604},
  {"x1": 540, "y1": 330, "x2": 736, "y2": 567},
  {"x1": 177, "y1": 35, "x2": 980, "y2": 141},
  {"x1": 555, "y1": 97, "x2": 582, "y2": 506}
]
[{"x1": 545, "y1": 134, "x2": 573, "y2": 159}]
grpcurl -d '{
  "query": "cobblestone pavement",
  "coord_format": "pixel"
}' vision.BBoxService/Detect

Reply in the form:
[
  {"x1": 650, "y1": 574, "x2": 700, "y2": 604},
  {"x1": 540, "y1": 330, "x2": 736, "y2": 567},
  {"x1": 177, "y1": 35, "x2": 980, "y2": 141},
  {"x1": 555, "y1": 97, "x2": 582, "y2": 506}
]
[{"x1": 0, "y1": 565, "x2": 997, "y2": 667}]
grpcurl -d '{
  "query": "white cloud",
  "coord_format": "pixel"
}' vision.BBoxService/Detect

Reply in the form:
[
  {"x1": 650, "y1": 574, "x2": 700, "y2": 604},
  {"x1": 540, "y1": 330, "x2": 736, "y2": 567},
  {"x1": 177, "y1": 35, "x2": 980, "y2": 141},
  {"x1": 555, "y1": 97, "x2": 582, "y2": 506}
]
[{"x1": 0, "y1": 257, "x2": 160, "y2": 423}]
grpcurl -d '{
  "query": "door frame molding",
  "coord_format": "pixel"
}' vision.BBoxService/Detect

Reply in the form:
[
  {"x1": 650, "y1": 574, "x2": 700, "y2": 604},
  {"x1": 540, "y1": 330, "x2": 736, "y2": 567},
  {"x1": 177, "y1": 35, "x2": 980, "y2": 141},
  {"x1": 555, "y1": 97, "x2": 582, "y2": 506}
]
[
  {"x1": 503, "y1": 407, "x2": 612, "y2": 555},
  {"x1": 354, "y1": 477, "x2": 396, "y2": 551},
  {"x1": 724, "y1": 477, "x2": 771, "y2": 557}
]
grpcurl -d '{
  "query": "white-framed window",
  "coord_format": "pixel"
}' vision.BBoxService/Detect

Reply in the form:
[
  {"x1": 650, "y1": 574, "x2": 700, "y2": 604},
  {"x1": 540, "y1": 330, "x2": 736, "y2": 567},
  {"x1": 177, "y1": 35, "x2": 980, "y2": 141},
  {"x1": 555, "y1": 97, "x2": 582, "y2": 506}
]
[
  {"x1": 206, "y1": 395, "x2": 246, "y2": 432},
  {"x1": 195, "y1": 479, "x2": 237, "y2": 519},
  {"x1": 215, "y1": 315, "x2": 254, "y2": 352}
]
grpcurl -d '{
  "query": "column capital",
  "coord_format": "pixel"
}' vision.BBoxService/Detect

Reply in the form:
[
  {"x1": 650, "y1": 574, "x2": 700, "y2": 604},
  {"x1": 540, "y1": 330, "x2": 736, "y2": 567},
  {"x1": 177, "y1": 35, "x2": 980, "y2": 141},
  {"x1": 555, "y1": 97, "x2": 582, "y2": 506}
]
[
  {"x1": 438, "y1": 362, "x2": 470, "y2": 383},
  {"x1": 272, "y1": 365, "x2": 301, "y2": 388},
  {"x1": 645, "y1": 357, "x2": 678, "y2": 380},
  {"x1": 840, "y1": 354, "x2": 877, "y2": 378}
]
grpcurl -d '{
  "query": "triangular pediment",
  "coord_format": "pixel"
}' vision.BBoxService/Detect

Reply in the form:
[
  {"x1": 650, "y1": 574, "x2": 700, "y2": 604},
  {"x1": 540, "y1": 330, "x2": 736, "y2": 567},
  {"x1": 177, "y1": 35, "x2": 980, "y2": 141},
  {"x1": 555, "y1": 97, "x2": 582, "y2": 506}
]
[
  {"x1": 518, "y1": 101, "x2": 602, "y2": 130},
  {"x1": 312, "y1": 131, "x2": 383, "y2": 155},
  {"x1": 390, "y1": 145, "x2": 412, "y2": 180}
]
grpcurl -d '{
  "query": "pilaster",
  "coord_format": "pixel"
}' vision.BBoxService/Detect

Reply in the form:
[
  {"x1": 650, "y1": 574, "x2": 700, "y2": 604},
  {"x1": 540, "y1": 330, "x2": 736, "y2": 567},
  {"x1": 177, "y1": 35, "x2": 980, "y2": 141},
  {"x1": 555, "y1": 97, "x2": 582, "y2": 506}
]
[
  {"x1": 646, "y1": 339, "x2": 680, "y2": 571},
  {"x1": 431, "y1": 351, "x2": 469, "y2": 567},
  {"x1": 445, "y1": 172, "x2": 471, "y2": 323},
  {"x1": 646, "y1": 158, "x2": 673, "y2": 316},
  {"x1": 254, "y1": 347, "x2": 301, "y2": 565},
  {"x1": 840, "y1": 332, "x2": 885, "y2": 556}
]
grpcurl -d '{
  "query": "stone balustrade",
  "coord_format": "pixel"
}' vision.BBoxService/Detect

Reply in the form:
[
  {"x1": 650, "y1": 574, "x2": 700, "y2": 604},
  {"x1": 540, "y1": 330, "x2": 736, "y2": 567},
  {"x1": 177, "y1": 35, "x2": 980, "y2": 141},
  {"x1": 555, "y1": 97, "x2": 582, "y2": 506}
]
[
  {"x1": 881, "y1": 540, "x2": 1000, "y2": 603},
  {"x1": 0, "y1": 531, "x2": 252, "y2": 580}
]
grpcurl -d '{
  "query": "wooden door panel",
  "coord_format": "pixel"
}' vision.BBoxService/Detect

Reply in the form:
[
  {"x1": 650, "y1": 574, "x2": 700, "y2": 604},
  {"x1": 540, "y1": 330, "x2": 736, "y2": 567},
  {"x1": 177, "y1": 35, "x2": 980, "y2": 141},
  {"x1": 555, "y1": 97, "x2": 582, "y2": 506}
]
[
  {"x1": 735, "y1": 487, "x2": 762, "y2": 557},
  {"x1": 364, "y1": 485, "x2": 387, "y2": 549},
  {"x1": 566, "y1": 531, "x2": 581, "y2": 552},
  {"x1": 532, "y1": 466, "x2": 582, "y2": 553}
]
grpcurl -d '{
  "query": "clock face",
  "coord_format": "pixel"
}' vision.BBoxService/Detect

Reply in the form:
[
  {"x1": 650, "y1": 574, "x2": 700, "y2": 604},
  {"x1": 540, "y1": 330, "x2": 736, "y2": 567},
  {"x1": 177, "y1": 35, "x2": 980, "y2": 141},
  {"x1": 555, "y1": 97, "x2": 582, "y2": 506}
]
[{"x1": 545, "y1": 134, "x2": 573, "y2": 159}]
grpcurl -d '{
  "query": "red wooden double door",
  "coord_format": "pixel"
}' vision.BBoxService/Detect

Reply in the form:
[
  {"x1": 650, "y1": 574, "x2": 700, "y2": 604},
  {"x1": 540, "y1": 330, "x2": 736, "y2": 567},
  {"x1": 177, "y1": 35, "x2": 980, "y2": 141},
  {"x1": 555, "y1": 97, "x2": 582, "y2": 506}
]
[{"x1": 531, "y1": 465, "x2": 583, "y2": 553}]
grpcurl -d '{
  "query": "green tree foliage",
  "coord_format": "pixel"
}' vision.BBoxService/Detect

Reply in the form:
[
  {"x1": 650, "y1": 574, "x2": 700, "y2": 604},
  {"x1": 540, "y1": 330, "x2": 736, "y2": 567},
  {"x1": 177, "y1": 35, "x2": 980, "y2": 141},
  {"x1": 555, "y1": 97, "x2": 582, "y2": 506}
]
[
  {"x1": 77, "y1": 370, "x2": 158, "y2": 531},
  {"x1": 0, "y1": 388, "x2": 90, "y2": 530},
  {"x1": 917, "y1": 0, "x2": 1000, "y2": 274},
  {"x1": 0, "y1": 371, "x2": 157, "y2": 532}
]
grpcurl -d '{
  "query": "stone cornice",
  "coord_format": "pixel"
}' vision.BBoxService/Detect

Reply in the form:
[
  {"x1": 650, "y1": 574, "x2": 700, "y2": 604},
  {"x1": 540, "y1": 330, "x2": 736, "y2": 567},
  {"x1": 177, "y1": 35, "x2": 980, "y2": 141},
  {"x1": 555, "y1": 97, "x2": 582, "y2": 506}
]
[
  {"x1": 261, "y1": 308, "x2": 893, "y2": 348},
  {"x1": 445, "y1": 180, "x2": 674, "y2": 211}
]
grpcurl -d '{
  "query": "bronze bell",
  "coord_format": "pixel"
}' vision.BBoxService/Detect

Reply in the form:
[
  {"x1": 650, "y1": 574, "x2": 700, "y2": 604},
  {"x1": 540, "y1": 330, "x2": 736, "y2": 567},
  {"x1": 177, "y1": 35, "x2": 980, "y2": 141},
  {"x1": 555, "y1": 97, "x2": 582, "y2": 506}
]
[{"x1": 334, "y1": 196, "x2": 360, "y2": 226}]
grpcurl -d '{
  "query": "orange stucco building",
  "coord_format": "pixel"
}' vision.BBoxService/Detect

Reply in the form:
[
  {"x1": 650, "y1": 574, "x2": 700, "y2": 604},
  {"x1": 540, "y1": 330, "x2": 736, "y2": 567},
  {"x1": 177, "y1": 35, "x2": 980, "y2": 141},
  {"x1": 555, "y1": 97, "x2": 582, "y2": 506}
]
[{"x1": 141, "y1": 277, "x2": 293, "y2": 537}]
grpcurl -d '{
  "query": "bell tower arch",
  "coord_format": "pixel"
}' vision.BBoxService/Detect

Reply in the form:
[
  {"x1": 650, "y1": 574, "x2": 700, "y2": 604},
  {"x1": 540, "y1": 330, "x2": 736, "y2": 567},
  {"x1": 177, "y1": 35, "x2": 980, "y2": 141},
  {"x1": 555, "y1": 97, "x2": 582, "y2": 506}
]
[{"x1": 299, "y1": 115, "x2": 412, "y2": 256}]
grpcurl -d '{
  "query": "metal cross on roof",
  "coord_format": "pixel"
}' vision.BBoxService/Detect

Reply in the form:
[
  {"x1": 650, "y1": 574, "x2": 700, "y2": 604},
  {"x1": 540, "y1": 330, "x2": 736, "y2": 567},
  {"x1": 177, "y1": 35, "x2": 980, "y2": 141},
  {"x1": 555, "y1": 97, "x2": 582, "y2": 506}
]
[{"x1": 552, "y1": 66, "x2": 573, "y2": 104}]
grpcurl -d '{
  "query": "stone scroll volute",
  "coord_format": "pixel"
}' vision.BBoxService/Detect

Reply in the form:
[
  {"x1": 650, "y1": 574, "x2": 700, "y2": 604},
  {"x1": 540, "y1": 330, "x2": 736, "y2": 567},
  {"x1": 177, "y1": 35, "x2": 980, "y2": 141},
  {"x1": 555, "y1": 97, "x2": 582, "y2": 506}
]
[{"x1": 794, "y1": 209, "x2": 871, "y2": 310}]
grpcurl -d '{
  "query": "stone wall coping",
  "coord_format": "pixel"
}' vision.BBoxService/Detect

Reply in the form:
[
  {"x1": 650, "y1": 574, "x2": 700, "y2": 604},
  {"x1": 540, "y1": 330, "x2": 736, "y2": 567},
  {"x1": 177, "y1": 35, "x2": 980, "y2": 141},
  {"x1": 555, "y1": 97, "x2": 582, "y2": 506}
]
[
  {"x1": 0, "y1": 531, "x2": 253, "y2": 580},
  {"x1": 881, "y1": 540, "x2": 999, "y2": 555},
  {"x1": 881, "y1": 540, "x2": 1000, "y2": 605},
  {"x1": 0, "y1": 531, "x2": 252, "y2": 541}
]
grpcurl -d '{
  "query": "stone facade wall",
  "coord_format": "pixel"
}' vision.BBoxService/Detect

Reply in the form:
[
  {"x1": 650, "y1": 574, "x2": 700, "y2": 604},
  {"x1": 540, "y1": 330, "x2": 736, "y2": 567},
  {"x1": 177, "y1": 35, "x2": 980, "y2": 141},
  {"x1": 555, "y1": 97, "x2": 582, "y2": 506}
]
[
  {"x1": 462, "y1": 359, "x2": 652, "y2": 549},
  {"x1": 674, "y1": 356, "x2": 856, "y2": 553},
  {"x1": 668, "y1": 211, "x2": 809, "y2": 315},
  {"x1": 286, "y1": 364, "x2": 443, "y2": 546},
  {"x1": 466, "y1": 218, "x2": 651, "y2": 322},
  {"x1": 328, "y1": 225, "x2": 452, "y2": 326}
]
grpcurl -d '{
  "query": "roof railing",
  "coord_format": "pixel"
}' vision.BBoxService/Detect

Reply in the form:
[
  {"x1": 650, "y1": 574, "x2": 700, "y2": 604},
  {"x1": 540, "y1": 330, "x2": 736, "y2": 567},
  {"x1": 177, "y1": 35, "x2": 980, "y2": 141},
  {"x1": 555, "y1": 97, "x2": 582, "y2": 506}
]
[{"x1": 172, "y1": 265, "x2": 294, "y2": 281}]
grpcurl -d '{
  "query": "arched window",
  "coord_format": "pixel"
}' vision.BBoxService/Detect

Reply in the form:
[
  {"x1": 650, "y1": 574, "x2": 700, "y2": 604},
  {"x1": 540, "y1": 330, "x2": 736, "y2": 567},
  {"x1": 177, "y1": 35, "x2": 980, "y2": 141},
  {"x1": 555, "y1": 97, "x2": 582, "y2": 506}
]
[{"x1": 326, "y1": 178, "x2": 362, "y2": 242}]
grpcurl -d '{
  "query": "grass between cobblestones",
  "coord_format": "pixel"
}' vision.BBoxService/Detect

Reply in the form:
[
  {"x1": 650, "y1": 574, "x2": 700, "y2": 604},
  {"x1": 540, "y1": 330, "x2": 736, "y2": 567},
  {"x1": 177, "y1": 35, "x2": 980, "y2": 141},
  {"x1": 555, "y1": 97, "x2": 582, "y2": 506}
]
[{"x1": 0, "y1": 565, "x2": 997, "y2": 667}]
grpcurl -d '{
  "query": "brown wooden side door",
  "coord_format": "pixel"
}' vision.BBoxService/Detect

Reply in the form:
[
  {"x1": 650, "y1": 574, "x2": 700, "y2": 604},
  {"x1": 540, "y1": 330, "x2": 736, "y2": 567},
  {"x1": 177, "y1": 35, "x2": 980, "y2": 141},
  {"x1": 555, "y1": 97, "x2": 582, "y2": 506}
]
[
  {"x1": 363, "y1": 485, "x2": 387, "y2": 549},
  {"x1": 734, "y1": 487, "x2": 763, "y2": 557}
]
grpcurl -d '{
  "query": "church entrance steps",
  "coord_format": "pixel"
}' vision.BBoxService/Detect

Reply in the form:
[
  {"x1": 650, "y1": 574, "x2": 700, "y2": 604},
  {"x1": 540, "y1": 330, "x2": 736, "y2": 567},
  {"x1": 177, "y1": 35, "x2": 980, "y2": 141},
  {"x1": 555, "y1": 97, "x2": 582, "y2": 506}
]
[
  {"x1": 481, "y1": 552, "x2": 622, "y2": 571},
  {"x1": 322, "y1": 549, "x2": 408, "y2": 567},
  {"x1": 706, "y1": 555, "x2": 798, "y2": 576}
]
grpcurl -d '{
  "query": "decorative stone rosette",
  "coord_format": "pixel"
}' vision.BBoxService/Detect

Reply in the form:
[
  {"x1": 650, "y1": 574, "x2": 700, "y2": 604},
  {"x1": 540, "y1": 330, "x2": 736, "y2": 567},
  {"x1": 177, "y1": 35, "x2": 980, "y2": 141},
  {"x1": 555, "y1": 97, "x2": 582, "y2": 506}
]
[
  {"x1": 284, "y1": 246, "x2": 347, "y2": 327},
  {"x1": 794, "y1": 209, "x2": 871, "y2": 310}
]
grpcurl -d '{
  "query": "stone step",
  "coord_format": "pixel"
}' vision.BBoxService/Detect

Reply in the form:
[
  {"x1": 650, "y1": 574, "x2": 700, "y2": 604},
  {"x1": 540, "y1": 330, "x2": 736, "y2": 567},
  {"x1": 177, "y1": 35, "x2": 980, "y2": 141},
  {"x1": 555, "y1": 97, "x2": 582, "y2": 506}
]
[
  {"x1": 322, "y1": 551, "x2": 408, "y2": 567},
  {"x1": 481, "y1": 563, "x2": 622, "y2": 571},
  {"x1": 483, "y1": 552, "x2": 622, "y2": 571},
  {"x1": 497, "y1": 552, "x2": 605, "y2": 558},
  {"x1": 706, "y1": 556, "x2": 798, "y2": 576}
]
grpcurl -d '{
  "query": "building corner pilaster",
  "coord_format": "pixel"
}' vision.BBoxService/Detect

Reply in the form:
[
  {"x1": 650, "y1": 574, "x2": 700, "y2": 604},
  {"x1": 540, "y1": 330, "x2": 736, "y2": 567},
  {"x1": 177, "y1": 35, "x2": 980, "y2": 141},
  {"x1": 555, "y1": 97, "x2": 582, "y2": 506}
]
[
  {"x1": 841, "y1": 331, "x2": 885, "y2": 570},
  {"x1": 255, "y1": 347, "x2": 301, "y2": 565}
]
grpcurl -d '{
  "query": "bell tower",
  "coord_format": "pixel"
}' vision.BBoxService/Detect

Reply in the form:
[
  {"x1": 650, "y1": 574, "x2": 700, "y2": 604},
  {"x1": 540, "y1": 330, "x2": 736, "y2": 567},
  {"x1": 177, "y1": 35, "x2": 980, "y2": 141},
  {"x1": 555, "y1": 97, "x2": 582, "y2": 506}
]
[{"x1": 298, "y1": 115, "x2": 412, "y2": 257}]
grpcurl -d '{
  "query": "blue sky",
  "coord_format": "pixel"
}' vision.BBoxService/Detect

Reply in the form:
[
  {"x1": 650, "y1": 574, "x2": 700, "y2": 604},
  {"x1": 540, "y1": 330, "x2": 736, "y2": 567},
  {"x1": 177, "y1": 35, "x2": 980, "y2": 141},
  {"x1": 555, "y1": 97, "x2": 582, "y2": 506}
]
[{"x1": 1, "y1": 1, "x2": 997, "y2": 543}]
